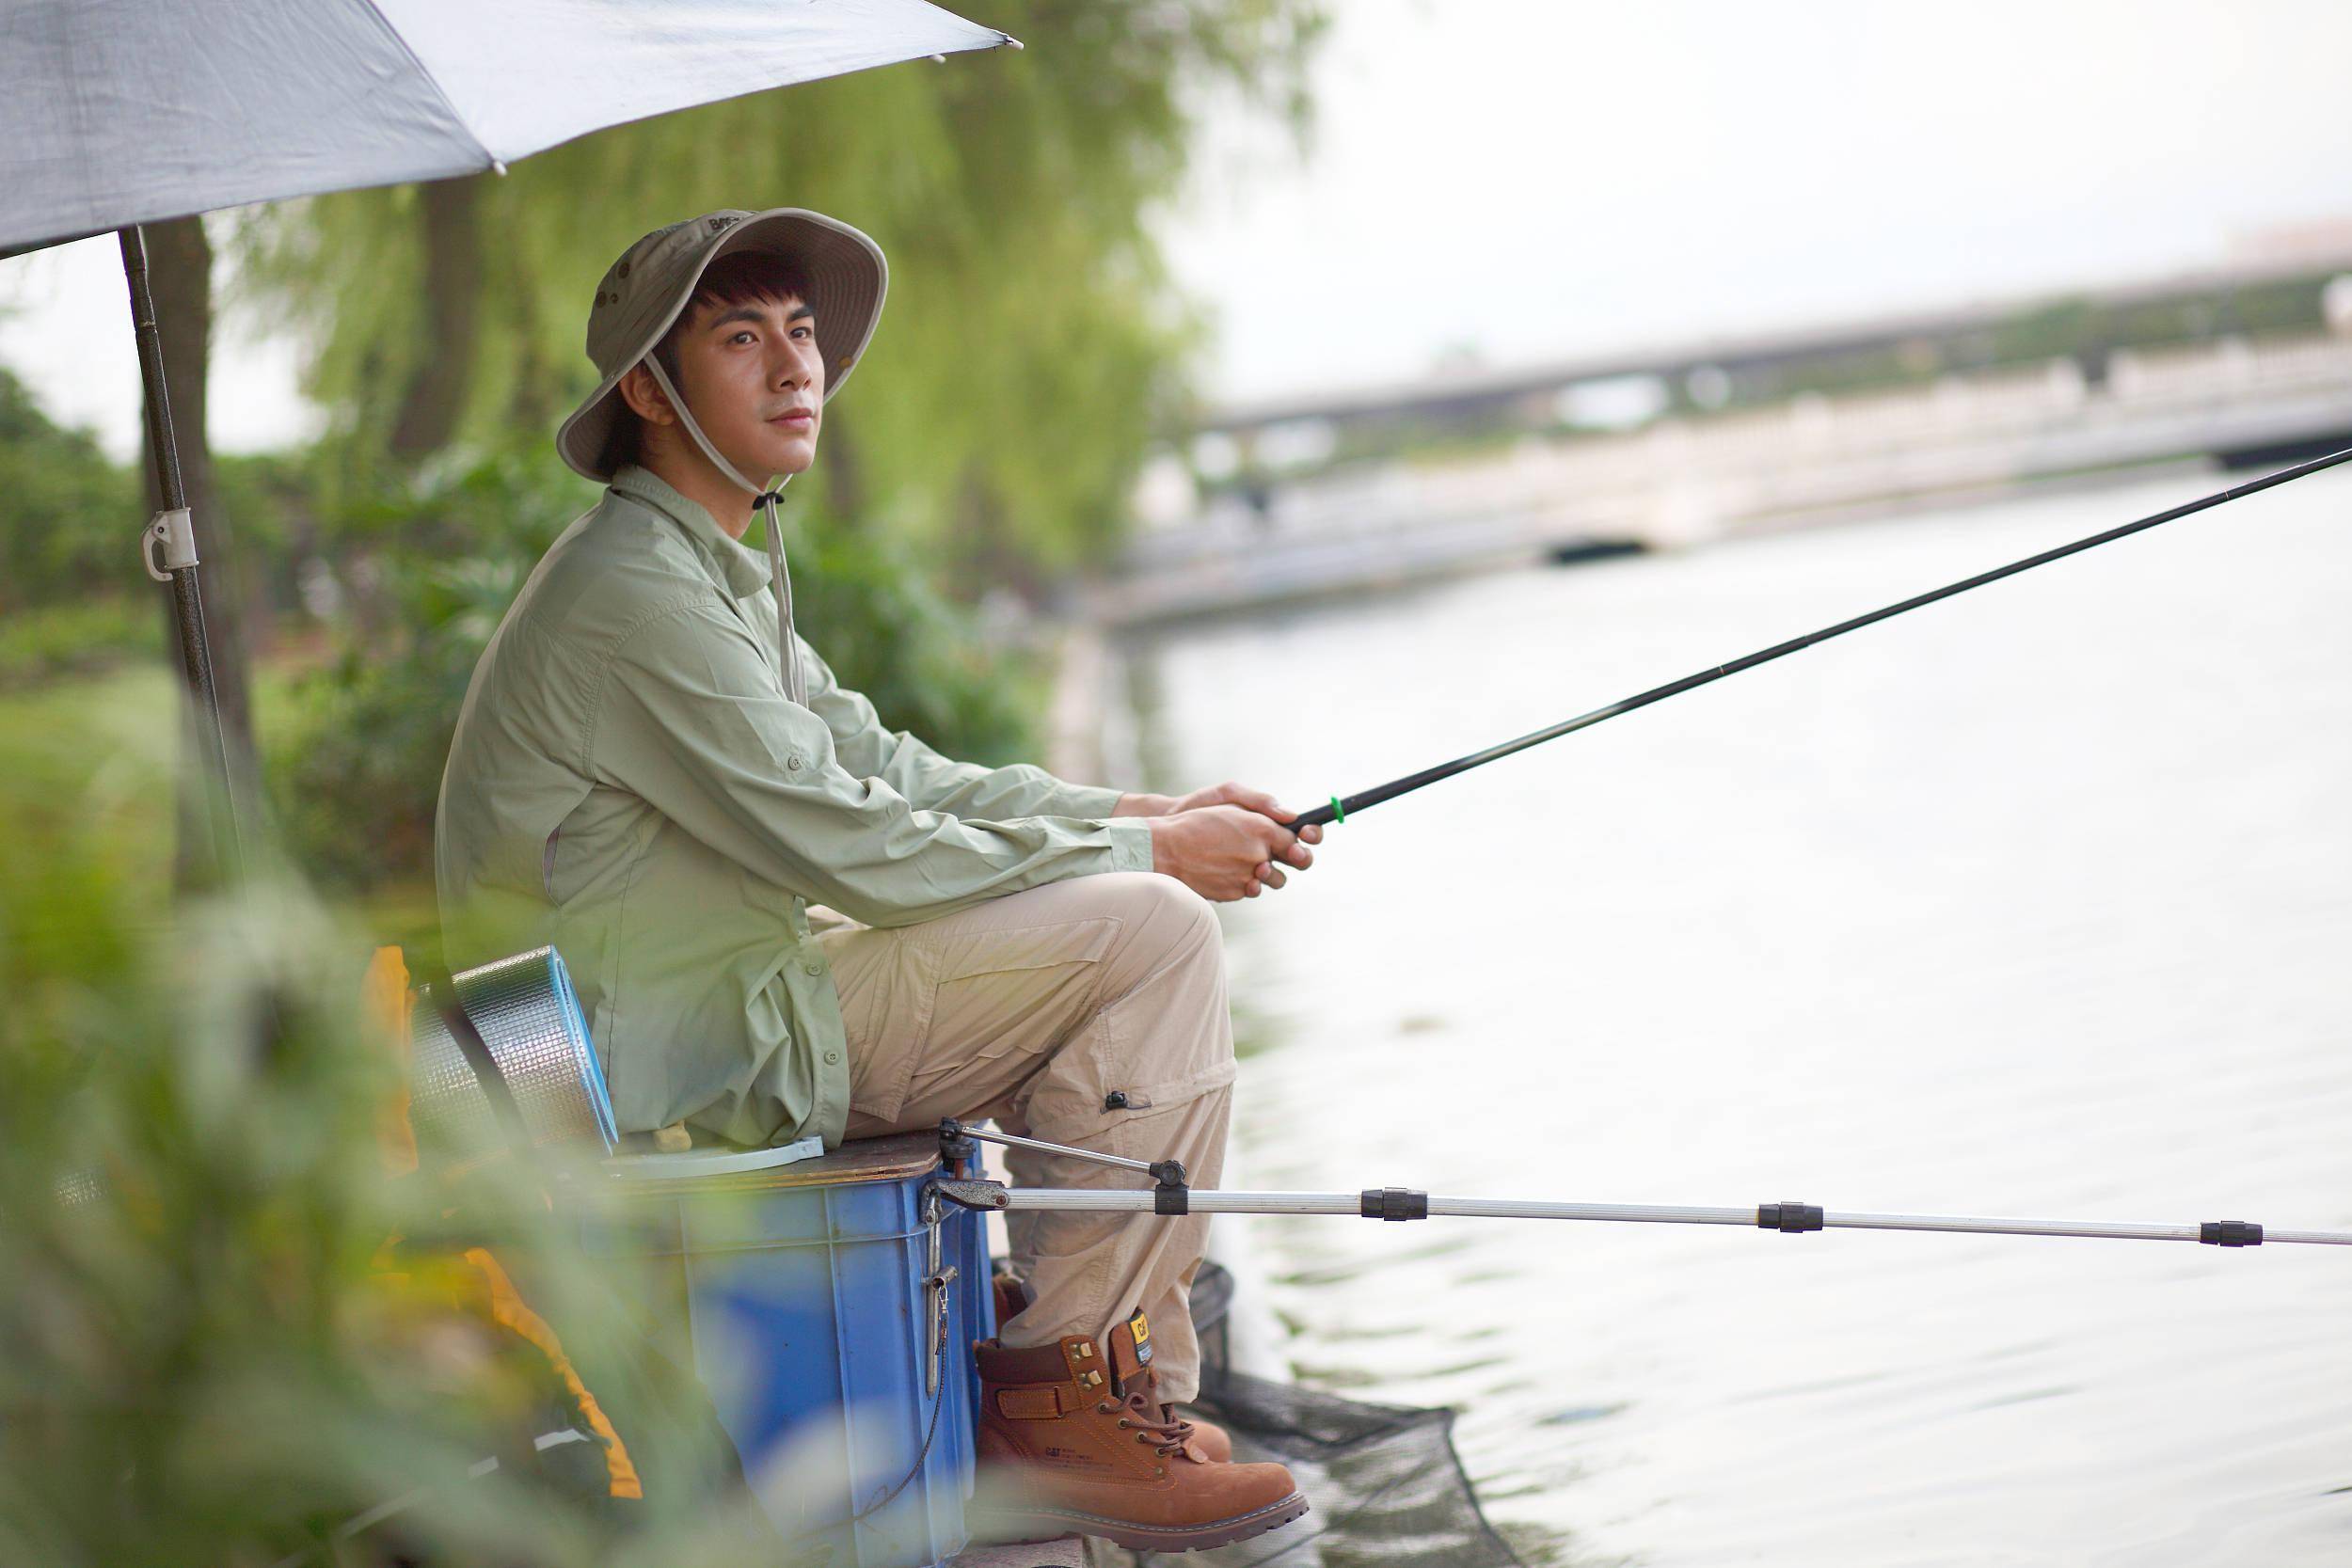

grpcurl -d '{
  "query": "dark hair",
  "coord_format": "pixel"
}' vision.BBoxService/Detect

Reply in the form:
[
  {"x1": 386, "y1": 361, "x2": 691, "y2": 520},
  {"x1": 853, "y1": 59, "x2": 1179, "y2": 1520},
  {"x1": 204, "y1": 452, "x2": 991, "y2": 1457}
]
[{"x1": 600, "y1": 250, "x2": 814, "y2": 473}]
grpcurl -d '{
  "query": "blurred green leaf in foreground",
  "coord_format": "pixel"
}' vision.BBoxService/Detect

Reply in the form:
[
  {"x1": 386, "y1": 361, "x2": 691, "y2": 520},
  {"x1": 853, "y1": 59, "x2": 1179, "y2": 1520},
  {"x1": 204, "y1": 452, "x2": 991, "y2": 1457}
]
[{"x1": 0, "y1": 724, "x2": 787, "y2": 1565}]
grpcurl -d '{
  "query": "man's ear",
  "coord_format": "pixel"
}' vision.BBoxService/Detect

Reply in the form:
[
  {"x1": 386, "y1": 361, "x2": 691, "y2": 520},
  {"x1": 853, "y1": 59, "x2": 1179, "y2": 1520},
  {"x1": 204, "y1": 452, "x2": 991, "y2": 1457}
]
[{"x1": 616, "y1": 362, "x2": 675, "y2": 425}]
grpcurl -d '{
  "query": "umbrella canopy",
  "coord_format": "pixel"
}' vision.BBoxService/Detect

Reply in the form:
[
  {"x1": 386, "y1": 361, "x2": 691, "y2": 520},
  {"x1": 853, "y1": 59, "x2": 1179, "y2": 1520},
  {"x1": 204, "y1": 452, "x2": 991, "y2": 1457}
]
[{"x1": 2, "y1": 0, "x2": 1012, "y2": 256}]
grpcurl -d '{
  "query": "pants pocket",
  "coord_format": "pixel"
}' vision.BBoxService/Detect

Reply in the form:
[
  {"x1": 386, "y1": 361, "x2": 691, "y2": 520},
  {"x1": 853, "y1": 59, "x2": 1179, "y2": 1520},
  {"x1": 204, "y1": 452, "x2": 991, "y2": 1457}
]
[{"x1": 847, "y1": 916, "x2": 1122, "y2": 1125}]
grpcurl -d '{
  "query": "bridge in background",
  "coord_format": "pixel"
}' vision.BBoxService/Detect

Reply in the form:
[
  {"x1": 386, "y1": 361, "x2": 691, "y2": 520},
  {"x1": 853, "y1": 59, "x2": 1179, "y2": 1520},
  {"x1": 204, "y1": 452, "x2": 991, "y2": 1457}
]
[{"x1": 1096, "y1": 256, "x2": 2352, "y2": 626}]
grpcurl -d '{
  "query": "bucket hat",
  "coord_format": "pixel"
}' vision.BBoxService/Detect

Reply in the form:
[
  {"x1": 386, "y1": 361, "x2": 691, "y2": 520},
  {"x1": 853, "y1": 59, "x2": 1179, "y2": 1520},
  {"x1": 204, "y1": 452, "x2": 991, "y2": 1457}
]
[{"x1": 555, "y1": 207, "x2": 887, "y2": 483}]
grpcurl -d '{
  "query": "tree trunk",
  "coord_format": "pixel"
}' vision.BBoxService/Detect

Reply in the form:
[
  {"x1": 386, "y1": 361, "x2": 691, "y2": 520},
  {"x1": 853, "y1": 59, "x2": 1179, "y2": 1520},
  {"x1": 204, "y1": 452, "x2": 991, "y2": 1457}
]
[
  {"x1": 504, "y1": 224, "x2": 563, "y2": 435},
  {"x1": 139, "y1": 214, "x2": 259, "y2": 884},
  {"x1": 822, "y1": 411, "x2": 867, "y2": 523},
  {"x1": 389, "y1": 174, "x2": 485, "y2": 457},
  {"x1": 953, "y1": 467, "x2": 1043, "y2": 606}
]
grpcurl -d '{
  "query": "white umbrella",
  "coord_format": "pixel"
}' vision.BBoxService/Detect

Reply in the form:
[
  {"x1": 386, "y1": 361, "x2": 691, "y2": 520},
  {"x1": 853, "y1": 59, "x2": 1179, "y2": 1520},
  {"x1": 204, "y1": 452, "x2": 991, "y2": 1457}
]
[{"x1": 0, "y1": 0, "x2": 1017, "y2": 876}]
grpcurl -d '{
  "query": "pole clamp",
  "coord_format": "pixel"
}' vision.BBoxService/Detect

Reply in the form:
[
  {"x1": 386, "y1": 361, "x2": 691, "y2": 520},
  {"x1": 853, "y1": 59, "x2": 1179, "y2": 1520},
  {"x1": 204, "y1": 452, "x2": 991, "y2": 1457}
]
[
  {"x1": 2198, "y1": 1220, "x2": 2263, "y2": 1247},
  {"x1": 1152, "y1": 1161, "x2": 1191, "y2": 1215},
  {"x1": 1757, "y1": 1201, "x2": 1824, "y2": 1233},
  {"x1": 937, "y1": 1117, "x2": 979, "y2": 1172},
  {"x1": 1359, "y1": 1187, "x2": 1429, "y2": 1221},
  {"x1": 142, "y1": 508, "x2": 198, "y2": 582},
  {"x1": 932, "y1": 1177, "x2": 1009, "y2": 1212}
]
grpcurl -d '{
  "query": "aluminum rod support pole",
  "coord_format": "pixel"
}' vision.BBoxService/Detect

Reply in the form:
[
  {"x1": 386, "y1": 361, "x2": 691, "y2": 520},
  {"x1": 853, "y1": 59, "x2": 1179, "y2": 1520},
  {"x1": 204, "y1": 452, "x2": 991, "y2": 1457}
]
[
  {"x1": 986, "y1": 1187, "x2": 2352, "y2": 1248},
  {"x1": 947, "y1": 1120, "x2": 1159, "y2": 1177},
  {"x1": 1287, "y1": 444, "x2": 2352, "y2": 832}
]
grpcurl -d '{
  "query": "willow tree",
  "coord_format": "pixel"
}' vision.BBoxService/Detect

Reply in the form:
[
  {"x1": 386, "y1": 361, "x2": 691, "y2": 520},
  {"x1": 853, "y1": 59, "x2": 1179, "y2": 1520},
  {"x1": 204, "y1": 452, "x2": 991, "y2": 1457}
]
[{"x1": 230, "y1": 0, "x2": 1323, "y2": 586}]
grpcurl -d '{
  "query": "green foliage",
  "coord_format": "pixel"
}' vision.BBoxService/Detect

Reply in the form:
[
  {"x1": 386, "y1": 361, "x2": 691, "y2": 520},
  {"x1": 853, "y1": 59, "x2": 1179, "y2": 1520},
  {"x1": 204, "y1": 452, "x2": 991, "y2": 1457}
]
[
  {"x1": 0, "y1": 597, "x2": 162, "y2": 689},
  {"x1": 0, "y1": 361, "x2": 329, "y2": 683},
  {"x1": 227, "y1": 0, "x2": 1326, "y2": 579},
  {"x1": 0, "y1": 362, "x2": 140, "y2": 611},
  {"x1": 0, "y1": 718, "x2": 806, "y2": 1564},
  {"x1": 263, "y1": 447, "x2": 574, "y2": 893},
  {"x1": 776, "y1": 510, "x2": 1045, "y2": 768},
  {"x1": 0, "y1": 361, "x2": 158, "y2": 684}
]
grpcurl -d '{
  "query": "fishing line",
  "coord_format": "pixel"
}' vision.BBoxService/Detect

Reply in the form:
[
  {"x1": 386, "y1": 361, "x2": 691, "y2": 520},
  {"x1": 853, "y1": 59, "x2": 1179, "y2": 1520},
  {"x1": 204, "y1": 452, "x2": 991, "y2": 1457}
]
[{"x1": 1286, "y1": 445, "x2": 2352, "y2": 832}]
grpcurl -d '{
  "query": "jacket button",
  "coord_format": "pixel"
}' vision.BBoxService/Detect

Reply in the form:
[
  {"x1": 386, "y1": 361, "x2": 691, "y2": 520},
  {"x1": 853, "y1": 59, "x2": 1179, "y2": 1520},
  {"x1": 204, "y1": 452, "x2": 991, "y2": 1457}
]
[
  {"x1": 787, "y1": 755, "x2": 803, "y2": 771},
  {"x1": 1104, "y1": 1090, "x2": 1128, "y2": 1111},
  {"x1": 803, "y1": 958, "x2": 823, "y2": 976},
  {"x1": 824, "y1": 1050, "x2": 840, "y2": 1065}
]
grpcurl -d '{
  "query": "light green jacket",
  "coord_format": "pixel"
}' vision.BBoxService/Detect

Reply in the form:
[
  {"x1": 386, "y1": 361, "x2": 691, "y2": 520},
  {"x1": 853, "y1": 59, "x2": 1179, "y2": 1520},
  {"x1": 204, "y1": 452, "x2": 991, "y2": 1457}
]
[{"x1": 434, "y1": 464, "x2": 1153, "y2": 1148}]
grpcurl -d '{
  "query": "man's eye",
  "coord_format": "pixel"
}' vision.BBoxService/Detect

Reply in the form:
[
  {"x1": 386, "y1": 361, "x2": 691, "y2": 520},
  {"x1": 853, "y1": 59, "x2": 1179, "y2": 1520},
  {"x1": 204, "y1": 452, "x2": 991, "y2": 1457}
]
[
  {"x1": 791, "y1": 325, "x2": 814, "y2": 340},
  {"x1": 730, "y1": 331, "x2": 755, "y2": 345}
]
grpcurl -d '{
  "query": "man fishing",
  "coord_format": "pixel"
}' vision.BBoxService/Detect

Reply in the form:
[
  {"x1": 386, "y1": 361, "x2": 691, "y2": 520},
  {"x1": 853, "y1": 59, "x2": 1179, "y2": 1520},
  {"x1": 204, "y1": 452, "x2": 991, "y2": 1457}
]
[{"x1": 434, "y1": 207, "x2": 1316, "y2": 1549}]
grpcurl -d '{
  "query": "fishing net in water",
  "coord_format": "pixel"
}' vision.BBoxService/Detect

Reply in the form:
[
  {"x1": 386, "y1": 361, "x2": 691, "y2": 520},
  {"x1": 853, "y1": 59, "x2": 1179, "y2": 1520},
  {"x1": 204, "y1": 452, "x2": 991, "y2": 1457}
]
[{"x1": 1102, "y1": 1263, "x2": 1524, "y2": 1568}]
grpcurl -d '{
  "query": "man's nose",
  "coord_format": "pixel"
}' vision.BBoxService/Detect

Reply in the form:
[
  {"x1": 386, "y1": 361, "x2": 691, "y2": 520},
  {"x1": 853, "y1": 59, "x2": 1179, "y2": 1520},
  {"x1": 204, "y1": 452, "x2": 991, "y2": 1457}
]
[{"x1": 774, "y1": 343, "x2": 824, "y2": 397}]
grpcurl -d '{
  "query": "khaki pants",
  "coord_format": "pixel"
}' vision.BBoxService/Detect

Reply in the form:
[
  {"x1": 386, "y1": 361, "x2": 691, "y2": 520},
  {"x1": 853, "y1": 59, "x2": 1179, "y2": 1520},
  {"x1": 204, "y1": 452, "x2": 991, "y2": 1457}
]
[{"x1": 818, "y1": 872, "x2": 1236, "y2": 1403}]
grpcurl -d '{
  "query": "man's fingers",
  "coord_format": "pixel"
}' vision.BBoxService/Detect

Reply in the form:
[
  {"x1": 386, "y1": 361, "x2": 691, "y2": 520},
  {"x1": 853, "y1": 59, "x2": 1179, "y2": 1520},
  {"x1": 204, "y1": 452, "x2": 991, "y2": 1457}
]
[
  {"x1": 1256, "y1": 862, "x2": 1286, "y2": 890},
  {"x1": 1279, "y1": 838, "x2": 1313, "y2": 870},
  {"x1": 1222, "y1": 784, "x2": 1295, "y2": 822},
  {"x1": 1297, "y1": 822, "x2": 1324, "y2": 845}
]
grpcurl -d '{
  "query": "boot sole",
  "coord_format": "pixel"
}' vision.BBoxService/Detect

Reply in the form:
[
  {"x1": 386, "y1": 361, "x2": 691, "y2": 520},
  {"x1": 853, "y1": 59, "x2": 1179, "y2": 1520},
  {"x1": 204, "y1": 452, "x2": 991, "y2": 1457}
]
[{"x1": 973, "y1": 1491, "x2": 1310, "y2": 1553}]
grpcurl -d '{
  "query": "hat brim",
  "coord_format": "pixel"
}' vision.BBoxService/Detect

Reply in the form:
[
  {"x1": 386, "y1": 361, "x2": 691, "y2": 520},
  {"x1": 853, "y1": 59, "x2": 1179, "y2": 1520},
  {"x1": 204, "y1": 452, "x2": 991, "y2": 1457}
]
[{"x1": 555, "y1": 208, "x2": 888, "y2": 483}]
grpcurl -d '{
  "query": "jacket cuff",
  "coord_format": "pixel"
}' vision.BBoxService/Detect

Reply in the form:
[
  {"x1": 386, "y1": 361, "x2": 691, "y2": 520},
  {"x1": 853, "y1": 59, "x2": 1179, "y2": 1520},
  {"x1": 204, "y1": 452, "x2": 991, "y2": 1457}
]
[{"x1": 1104, "y1": 816, "x2": 1156, "y2": 875}]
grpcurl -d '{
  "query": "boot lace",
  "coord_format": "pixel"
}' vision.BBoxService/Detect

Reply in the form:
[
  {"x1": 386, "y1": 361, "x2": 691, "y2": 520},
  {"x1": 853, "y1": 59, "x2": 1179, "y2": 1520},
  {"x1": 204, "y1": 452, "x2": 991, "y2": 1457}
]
[{"x1": 1099, "y1": 1385, "x2": 1196, "y2": 1456}]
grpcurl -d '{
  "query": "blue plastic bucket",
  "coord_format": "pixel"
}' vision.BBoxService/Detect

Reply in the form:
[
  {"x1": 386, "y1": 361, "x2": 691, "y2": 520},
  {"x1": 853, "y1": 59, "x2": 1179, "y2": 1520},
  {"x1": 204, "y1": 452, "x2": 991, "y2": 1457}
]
[{"x1": 586, "y1": 1133, "x2": 994, "y2": 1567}]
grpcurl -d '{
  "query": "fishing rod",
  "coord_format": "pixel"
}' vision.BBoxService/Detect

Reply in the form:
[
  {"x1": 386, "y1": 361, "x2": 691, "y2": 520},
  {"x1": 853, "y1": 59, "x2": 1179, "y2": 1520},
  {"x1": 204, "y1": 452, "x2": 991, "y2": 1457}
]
[
  {"x1": 1284, "y1": 445, "x2": 2352, "y2": 832},
  {"x1": 933, "y1": 1122, "x2": 2352, "y2": 1251}
]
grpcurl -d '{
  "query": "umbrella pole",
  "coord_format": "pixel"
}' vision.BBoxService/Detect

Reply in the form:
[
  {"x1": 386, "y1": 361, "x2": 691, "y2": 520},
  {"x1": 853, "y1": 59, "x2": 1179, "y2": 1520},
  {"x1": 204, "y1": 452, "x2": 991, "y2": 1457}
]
[{"x1": 120, "y1": 225, "x2": 244, "y2": 884}]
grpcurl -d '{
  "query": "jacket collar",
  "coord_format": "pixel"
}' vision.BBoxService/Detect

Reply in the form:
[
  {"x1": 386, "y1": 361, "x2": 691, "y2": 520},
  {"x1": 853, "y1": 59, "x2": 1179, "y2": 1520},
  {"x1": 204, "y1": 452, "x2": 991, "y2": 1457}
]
[{"x1": 610, "y1": 463, "x2": 771, "y2": 600}]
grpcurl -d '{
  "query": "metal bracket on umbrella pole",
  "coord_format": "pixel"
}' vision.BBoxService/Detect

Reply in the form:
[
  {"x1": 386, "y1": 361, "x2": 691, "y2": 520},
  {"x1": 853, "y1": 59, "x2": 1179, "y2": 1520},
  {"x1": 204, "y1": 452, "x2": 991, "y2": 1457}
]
[{"x1": 141, "y1": 508, "x2": 199, "y2": 580}]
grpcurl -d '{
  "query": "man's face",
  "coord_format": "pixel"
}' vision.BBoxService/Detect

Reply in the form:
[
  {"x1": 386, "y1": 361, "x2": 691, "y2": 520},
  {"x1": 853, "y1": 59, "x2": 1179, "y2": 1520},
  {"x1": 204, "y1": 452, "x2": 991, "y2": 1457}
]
[{"x1": 668, "y1": 290, "x2": 827, "y2": 482}]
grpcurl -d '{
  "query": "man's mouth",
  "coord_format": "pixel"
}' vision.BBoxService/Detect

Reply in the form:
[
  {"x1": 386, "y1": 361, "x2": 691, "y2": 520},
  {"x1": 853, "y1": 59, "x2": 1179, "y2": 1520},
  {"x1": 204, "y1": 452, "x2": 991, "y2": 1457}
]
[{"x1": 770, "y1": 406, "x2": 817, "y2": 429}]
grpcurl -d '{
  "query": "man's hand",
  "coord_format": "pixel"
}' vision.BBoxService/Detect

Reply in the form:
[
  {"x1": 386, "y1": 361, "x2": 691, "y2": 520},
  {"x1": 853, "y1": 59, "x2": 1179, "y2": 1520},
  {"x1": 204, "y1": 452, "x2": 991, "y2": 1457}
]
[
  {"x1": 1146, "y1": 804, "x2": 1315, "y2": 901},
  {"x1": 1117, "y1": 781, "x2": 1325, "y2": 900},
  {"x1": 1116, "y1": 781, "x2": 1327, "y2": 847}
]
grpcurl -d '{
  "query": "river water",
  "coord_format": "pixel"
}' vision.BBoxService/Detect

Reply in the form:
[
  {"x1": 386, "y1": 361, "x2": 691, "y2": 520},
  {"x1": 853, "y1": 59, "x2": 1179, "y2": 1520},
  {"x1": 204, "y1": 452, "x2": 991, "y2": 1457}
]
[{"x1": 1115, "y1": 469, "x2": 2352, "y2": 1566}]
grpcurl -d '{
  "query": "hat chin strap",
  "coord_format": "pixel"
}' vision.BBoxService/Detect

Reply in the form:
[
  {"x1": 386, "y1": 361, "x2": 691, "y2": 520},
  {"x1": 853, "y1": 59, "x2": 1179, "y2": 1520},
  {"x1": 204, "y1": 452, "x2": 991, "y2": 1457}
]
[{"x1": 644, "y1": 356, "x2": 804, "y2": 705}]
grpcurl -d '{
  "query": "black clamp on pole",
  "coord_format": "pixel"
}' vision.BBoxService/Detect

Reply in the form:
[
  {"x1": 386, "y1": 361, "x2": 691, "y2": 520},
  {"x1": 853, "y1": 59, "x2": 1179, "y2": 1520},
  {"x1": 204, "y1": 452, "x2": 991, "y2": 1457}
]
[
  {"x1": 2199, "y1": 1220, "x2": 2264, "y2": 1247},
  {"x1": 937, "y1": 1117, "x2": 978, "y2": 1174},
  {"x1": 1359, "y1": 1187, "x2": 1430, "y2": 1221},
  {"x1": 1152, "y1": 1159, "x2": 1191, "y2": 1215},
  {"x1": 1757, "y1": 1200, "x2": 1825, "y2": 1234}
]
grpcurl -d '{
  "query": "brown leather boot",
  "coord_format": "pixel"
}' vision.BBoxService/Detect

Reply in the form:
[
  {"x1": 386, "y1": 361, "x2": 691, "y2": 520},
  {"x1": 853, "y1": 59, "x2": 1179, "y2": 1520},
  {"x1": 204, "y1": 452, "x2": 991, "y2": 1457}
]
[
  {"x1": 992, "y1": 1277, "x2": 1234, "y2": 1463},
  {"x1": 973, "y1": 1318, "x2": 1306, "y2": 1551}
]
